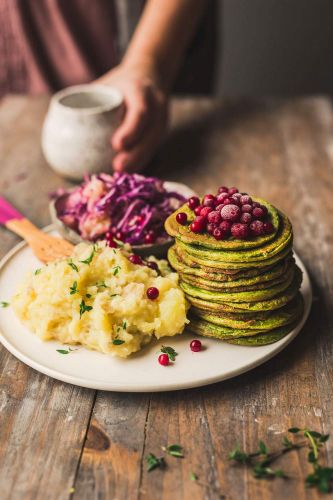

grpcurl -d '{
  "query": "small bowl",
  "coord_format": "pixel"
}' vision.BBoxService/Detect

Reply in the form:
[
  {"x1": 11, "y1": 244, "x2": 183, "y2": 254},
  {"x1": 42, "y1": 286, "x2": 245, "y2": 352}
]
[{"x1": 49, "y1": 181, "x2": 196, "y2": 258}]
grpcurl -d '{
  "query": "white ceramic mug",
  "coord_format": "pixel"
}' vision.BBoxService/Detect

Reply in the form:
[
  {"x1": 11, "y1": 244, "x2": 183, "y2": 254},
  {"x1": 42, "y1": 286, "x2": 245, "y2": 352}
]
[{"x1": 42, "y1": 84, "x2": 123, "y2": 180}]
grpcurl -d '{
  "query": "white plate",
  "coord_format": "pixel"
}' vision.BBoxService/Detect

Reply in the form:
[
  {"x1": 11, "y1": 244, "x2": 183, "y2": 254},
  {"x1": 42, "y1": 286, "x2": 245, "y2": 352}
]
[{"x1": 0, "y1": 231, "x2": 312, "y2": 392}]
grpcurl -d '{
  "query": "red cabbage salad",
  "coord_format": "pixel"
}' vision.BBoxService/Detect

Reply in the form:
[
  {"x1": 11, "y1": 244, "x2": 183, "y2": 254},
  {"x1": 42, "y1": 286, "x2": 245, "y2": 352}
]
[{"x1": 55, "y1": 173, "x2": 186, "y2": 245}]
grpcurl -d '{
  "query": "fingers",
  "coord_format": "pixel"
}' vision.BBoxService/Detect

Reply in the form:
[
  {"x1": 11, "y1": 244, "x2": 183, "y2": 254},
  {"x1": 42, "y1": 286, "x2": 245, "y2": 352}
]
[
  {"x1": 111, "y1": 85, "x2": 152, "y2": 151},
  {"x1": 112, "y1": 118, "x2": 164, "y2": 172}
]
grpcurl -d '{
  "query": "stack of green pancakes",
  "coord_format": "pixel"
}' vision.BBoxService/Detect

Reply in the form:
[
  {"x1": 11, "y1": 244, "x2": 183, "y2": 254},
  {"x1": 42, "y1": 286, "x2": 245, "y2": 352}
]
[{"x1": 165, "y1": 197, "x2": 304, "y2": 346}]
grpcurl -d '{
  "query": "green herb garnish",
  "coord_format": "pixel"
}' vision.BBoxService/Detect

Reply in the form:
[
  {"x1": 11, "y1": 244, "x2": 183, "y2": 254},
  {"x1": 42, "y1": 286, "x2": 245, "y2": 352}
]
[
  {"x1": 110, "y1": 293, "x2": 119, "y2": 298},
  {"x1": 70, "y1": 281, "x2": 79, "y2": 295},
  {"x1": 80, "y1": 245, "x2": 96, "y2": 265},
  {"x1": 112, "y1": 265, "x2": 121, "y2": 276},
  {"x1": 68, "y1": 260, "x2": 79, "y2": 272},
  {"x1": 112, "y1": 339, "x2": 125, "y2": 345},
  {"x1": 86, "y1": 293, "x2": 92, "y2": 298},
  {"x1": 160, "y1": 345, "x2": 178, "y2": 362},
  {"x1": 122, "y1": 321, "x2": 127, "y2": 330},
  {"x1": 96, "y1": 281, "x2": 108, "y2": 289},
  {"x1": 56, "y1": 347, "x2": 77, "y2": 355},
  {"x1": 79, "y1": 300, "x2": 93, "y2": 318},
  {"x1": 34, "y1": 268, "x2": 42, "y2": 275},
  {"x1": 162, "y1": 444, "x2": 184, "y2": 458},
  {"x1": 146, "y1": 454, "x2": 165, "y2": 472},
  {"x1": 0, "y1": 301, "x2": 9, "y2": 308},
  {"x1": 189, "y1": 472, "x2": 198, "y2": 481}
]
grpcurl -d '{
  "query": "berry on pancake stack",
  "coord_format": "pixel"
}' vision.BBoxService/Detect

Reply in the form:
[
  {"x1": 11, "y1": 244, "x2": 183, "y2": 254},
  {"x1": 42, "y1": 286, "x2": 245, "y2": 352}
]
[{"x1": 165, "y1": 186, "x2": 303, "y2": 346}]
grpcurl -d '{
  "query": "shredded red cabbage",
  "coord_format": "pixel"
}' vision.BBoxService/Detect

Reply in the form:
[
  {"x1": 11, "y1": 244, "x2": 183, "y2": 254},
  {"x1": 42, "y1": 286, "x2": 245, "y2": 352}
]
[{"x1": 55, "y1": 172, "x2": 186, "y2": 244}]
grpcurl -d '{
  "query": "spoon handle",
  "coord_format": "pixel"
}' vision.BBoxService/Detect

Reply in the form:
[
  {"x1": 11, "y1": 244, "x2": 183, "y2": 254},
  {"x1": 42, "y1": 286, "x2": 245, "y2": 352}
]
[{"x1": 0, "y1": 196, "x2": 41, "y2": 240}]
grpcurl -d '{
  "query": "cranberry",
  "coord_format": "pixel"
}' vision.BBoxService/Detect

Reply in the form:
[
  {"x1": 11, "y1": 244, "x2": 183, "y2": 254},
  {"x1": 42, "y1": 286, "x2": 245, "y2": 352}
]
[
  {"x1": 144, "y1": 232, "x2": 156, "y2": 244},
  {"x1": 263, "y1": 221, "x2": 275, "y2": 234},
  {"x1": 231, "y1": 195, "x2": 241, "y2": 206},
  {"x1": 190, "y1": 216, "x2": 206, "y2": 233},
  {"x1": 228, "y1": 187, "x2": 239, "y2": 195},
  {"x1": 216, "y1": 192, "x2": 230, "y2": 203},
  {"x1": 190, "y1": 339, "x2": 202, "y2": 352},
  {"x1": 223, "y1": 198, "x2": 232, "y2": 205},
  {"x1": 240, "y1": 212, "x2": 252, "y2": 224},
  {"x1": 240, "y1": 195, "x2": 252, "y2": 205},
  {"x1": 147, "y1": 287, "x2": 159, "y2": 300},
  {"x1": 200, "y1": 206, "x2": 213, "y2": 218},
  {"x1": 188, "y1": 196, "x2": 200, "y2": 210},
  {"x1": 146, "y1": 261, "x2": 159, "y2": 272},
  {"x1": 231, "y1": 223, "x2": 250, "y2": 240},
  {"x1": 252, "y1": 202, "x2": 260, "y2": 208},
  {"x1": 218, "y1": 186, "x2": 229, "y2": 194},
  {"x1": 220, "y1": 204, "x2": 241, "y2": 222},
  {"x1": 115, "y1": 231, "x2": 124, "y2": 241},
  {"x1": 207, "y1": 223, "x2": 217, "y2": 235},
  {"x1": 215, "y1": 204, "x2": 224, "y2": 212},
  {"x1": 158, "y1": 353, "x2": 169, "y2": 366},
  {"x1": 110, "y1": 226, "x2": 118, "y2": 235},
  {"x1": 250, "y1": 220, "x2": 265, "y2": 236},
  {"x1": 213, "y1": 227, "x2": 227, "y2": 240},
  {"x1": 128, "y1": 254, "x2": 143, "y2": 265},
  {"x1": 207, "y1": 210, "x2": 221, "y2": 224},
  {"x1": 176, "y1": 212, "x2": 187, "y2": 225},
  {"x1": 260, "y1": 205, "x2": 268, "y2": 216},
  {"x1": 106, "y1": 232, "x2": 117, "y2": 248},
  {"x1": 241, "y1": 204, "x2": 253, "y2": 213},
  {"x1": 252, "y1": 207, "x2": 265, "y2": 219},
  {"x1": 219, "y1": 220, "x2": 232, "y2": 233},
  {"x1": 202, "y1": 194, "x2": 216, "y2": 207},
  {"x1": 194, "y1": 205, "x2": 203, "y2": 216}
]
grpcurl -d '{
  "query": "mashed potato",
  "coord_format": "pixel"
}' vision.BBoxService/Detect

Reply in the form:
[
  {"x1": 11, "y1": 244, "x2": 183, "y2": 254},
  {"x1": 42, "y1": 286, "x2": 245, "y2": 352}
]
[{"x1": 12, "y1": 243, "x2": 188, "y2": 357}]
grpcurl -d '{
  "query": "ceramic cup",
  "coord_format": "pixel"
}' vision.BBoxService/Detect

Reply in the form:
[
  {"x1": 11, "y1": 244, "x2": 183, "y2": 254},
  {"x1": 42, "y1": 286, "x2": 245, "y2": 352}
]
[{"x1": 42, "y1": 84, "x2": 123, "y2": 180}]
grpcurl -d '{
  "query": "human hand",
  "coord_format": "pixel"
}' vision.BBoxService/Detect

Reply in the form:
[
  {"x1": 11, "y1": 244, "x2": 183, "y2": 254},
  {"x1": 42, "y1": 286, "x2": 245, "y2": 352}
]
[{"x1": 95, "y1": 62, "x2": 168, "y2": 172}]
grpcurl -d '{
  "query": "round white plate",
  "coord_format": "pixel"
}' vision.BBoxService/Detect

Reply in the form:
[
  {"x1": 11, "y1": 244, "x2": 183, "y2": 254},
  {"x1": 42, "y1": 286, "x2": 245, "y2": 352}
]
[{"x1": 0, "y1": 231, "x2": 312, "y2": 392}]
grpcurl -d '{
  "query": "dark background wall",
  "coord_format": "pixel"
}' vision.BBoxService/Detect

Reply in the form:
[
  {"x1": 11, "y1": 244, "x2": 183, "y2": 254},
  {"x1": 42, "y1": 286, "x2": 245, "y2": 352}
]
[{"x1": 218, "y1": 0, "x2": 333, "y2": 96}]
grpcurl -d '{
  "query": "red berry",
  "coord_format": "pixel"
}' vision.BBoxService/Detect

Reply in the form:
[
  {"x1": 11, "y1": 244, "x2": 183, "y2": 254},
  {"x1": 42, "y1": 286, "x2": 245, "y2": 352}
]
[
  {"x1": 240, "y1": 195, "x2": 252, "y2": 205},
  {"x1": 194, "y1": 205, "x2": 203, "y2": 216},
  {"x1": 223, "y1": 198, "x2": 232, "y2": 205},
  {"x1": 144, "y1": 232, "x2": 155, "y2": 244},
  {"x1": 216, "y1": 192, "x2": 230, "y2": 203},
  {"x1": 228, "y1": 187, "x2": 239, "y2": 195},
  {"x1": 106, "y1": 232, "x2": 117, "y2": 248},
  {"x1": 250, "y1": 220, "x2": 265, "y2": 236},
  {"x1": 240, "y1": 212, "x2": 252, "y2": 224},
  {"x1": 252, "y1": 202, "x2": 260, "y2": 208},
  {"x1": 241, "y1": 204, "x2": 252, "y2": 213},
  {"x1": 207, "y1": 223, "x2": 217, "y2": 235},
  {"x1": 200, "y1": 206, "x2": 213, "y2": 218},
  {"x1": 213, "y1": 227, "x2": 227, "y2": 240},
  {"x1": 231, "y1": 195, "x2": 241, "y2": 206},
  {"x1": 158, "y1": 353, "x2": 169, "y2": 366},
  {"x1": 202, "y1": 194, "x2": 216, "y2": 207},
  {"x1": 263, "y1": 221, "x2": 275, "y2": 234},
  {"x1": 218, "y1": 186, "x2": 229, "y2": 194},
  {"x1": 190, "y1": 216, "x2": 206, "y2": 233},
  {"x1": 188, "y1": 196, "x2": 200, "y2": 210},
  {"x1": 190, "y1": 339, "x2": 202, "y2": 352},
  {"x1": 219, "y1": 220, "x2": 232, "y2": 233},
  {"x1": 252, "y1": 207, "x2": 265, "y2": 219},
  {"x1": 146, "y1": 261, "x2": 159, "y2": 272},
  {"x1": 207, "y1": 210, "x2": 221, "y2": 224},
  {"x1": 260, "y1": 205, "x2": 268, "y2": 216},
  {"x1": 215, "y1": 204, "x2": 224, "y2": 212},
  {"x1": 231, "y1": 223, "x2": 250, "y2": 239},
  {"x1": 128, "y1": 254, "x2": 143, "y2": 265},
  {"x1": 176, "y1": 212, "x2": 187, "y2": 225},
  {"x1": 115, "y1": 231, "x2": 124, "y2": 241},
  {"x1": 220, "y1": 204, "x2": 241, "y2": 222},
  {"x1": 147, "y1": 287, "x2": 159, "y2": 300}
]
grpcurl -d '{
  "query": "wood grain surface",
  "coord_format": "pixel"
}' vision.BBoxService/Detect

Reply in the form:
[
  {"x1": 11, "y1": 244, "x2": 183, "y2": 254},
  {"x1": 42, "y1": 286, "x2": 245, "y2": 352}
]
[{"x1": 0, "y1": 95, "x2": 332, "y2": 500}]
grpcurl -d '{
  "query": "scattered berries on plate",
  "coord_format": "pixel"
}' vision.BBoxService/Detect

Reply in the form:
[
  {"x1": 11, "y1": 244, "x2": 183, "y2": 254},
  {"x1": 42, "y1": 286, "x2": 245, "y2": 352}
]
[
  {"x1": 158, "y1": 353, "x2": 169, "y2": 366},
  {"x1": 190, "y1": 339, "x2": 202, "y2": 352},
  {"x1": 147, "y1": 287, "x2": 159, "y2": 300}
]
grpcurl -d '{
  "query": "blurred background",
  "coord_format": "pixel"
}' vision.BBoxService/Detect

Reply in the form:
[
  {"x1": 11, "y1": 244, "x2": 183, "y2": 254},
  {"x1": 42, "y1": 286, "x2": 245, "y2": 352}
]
[{"x1": 218, "y1": 0, "x2": 333, "y2": 96}]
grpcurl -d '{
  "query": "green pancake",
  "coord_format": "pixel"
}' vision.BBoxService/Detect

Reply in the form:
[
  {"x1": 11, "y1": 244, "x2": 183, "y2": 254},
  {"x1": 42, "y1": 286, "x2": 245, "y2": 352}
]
[
  {"x1": 180, "y1": 258, "x2": 294, "y2": 292},
  {"x1": 191, "y1": 293, "x2": 303, "y2": 330},
  {"x1": 174, "y1": 241, "x2": 293, "y2": 270},
  {"x1": 165, "y1": 197, "x2": 280, "y2": 250},
  {"x1": 168, "y1": 245, "x2": 293, "y2": 282},
  {"x1": 184, "y1": 268, "x2": 302, "y2": 313},
  {"x1": 180, "y1": 265, "x2": 296, "y2": 303},
  {"x1": 176, "y1": 212, "x2": 292, "y2": 264},
  {"x1": 226, "y1": 321, "x2": 299, "y2": 346}
]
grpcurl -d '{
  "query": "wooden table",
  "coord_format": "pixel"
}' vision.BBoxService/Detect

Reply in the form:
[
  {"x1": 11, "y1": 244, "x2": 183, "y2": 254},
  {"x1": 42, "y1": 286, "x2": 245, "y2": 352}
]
[{"x1": 0, "y1": 95, "x2": 332, "y2": 500}]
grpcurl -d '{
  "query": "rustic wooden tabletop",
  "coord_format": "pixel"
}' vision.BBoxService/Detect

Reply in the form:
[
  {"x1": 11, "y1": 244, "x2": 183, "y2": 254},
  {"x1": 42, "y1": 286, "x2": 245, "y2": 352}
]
[{"x1": 0, "y1": 95, "x2": 332, "y2": 500}]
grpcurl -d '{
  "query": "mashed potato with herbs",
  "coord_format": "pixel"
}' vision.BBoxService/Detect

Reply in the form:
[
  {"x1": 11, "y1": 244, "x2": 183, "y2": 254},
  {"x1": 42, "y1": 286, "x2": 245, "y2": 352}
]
[{"x1": 12, "y1": 243, "x2": 188, "y2": 357}]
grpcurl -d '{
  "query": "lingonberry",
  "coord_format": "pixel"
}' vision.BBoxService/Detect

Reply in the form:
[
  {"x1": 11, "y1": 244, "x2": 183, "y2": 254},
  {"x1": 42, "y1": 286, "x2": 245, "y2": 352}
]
[
  {"x1": 176, "y1": 212, "x2": 188, "y2": 225},
  {"x1": 158, "y1": 353, "x2": 169, "y2": 366},
  {"x1": 220, "y1": 204, "x2": 241, "y2": 222},
  {"x1": 147, "y1": 287, "x2": 159, "y2": 300},
  {"x1": 240, "y1": 212, "x2": 252, "y2": 224},
  {"x1": 128, "y1": 254, "x2": 143, "y2": 265},
  {"x1": 207, "y1": 210, "x2": 221, "y2": 224},
  {"x1": 231, "y1": 223, "x2": 250, "y2": 239},
  {"x1": 250, "y1": 220, "x2": 265, "y2": 236},
  {"x1": 188, "y1": 196, "x2": 200, "y2": 210},
  {"x1": 190, "y1": 339, "x2": 202, "y2": 352}
]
